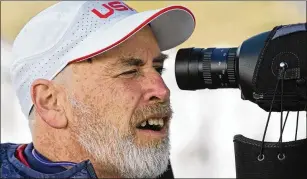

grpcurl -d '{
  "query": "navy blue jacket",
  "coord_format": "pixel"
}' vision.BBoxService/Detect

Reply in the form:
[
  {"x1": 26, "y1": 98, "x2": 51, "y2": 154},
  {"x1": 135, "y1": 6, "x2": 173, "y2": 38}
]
[{"x1": 1, "y1": 143, "x2": 174, "y2": 178}]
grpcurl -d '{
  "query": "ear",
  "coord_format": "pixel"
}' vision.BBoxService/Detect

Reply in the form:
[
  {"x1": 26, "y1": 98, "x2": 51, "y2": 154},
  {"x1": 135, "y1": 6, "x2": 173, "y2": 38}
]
[{"x1": 30, "y1": 79, "x2": 68, "y2": 129}]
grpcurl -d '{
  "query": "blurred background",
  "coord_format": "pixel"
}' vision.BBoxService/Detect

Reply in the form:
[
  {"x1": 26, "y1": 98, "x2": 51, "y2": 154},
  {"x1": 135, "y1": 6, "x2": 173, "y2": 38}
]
[{"x1": 1, "y1": 1, "x2": 306, "y2": 178}]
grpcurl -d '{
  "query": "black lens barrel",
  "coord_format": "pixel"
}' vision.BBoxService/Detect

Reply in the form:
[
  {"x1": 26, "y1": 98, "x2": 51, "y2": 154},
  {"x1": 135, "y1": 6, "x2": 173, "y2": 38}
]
[{"x1": 175, "y1": 47, "x2": 239, "y2": 90}]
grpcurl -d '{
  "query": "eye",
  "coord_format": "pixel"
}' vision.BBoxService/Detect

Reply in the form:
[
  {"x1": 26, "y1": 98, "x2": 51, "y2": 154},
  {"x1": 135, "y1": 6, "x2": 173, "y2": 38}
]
[
  {"x1": 155, "y1": 67, "x2": 165, "y2": 75},
  {"x1": 120, "y1": 69, "x2": 138, "y2": 77}
]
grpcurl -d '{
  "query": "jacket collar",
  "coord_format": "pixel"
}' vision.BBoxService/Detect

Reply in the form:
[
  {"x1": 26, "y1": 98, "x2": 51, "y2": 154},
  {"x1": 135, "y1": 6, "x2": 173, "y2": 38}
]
[{"x1": 7, "y1": 144, "x2": 98, "y2": 178}]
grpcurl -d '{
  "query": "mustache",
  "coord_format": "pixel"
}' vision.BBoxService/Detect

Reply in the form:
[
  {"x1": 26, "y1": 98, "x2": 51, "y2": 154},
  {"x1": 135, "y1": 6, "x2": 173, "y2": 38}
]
[{"x1": 132, "y1": 102, "x2": 173, "y2": 125}]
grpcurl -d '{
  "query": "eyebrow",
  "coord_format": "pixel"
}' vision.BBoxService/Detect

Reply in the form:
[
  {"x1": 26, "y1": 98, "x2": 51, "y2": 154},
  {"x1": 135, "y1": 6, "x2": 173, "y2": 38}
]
[
  {"x1": 119, "y1": 53, "x2": 169, "y2": 67},
  {"x1": 153, "y1": 53, "x2": 168, "y2": 63}
]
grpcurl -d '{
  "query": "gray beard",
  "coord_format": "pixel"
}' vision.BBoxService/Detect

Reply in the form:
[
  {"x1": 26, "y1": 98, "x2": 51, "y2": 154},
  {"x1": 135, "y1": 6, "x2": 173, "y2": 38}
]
[
  {"x1": 78, "y1": 128, "x2": 170, "y2": 178},
  {"x1": 70, "y1": 97, "x2": 170, "y2": 178}
]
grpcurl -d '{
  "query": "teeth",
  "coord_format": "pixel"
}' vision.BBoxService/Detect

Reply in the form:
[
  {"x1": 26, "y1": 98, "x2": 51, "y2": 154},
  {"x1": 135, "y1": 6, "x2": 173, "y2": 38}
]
[
  {"x1": 139, "y1": 119, "x2": 165, "y2": 128},
  {"x1": 141, "y1": 121, "x2": 146, "y2": 127},
  {"x1": 159, "y1": 119, "x2": 164, "y2": 126},
  {"x1": 148, "y1": 119, "x2": 154, "y2": 125},
  {"x1": 144, "y1": 119, "x2": 164, "y2": 127},
  {"x1": 154, "y1": 120, "x2": 159, "y2": 125}
]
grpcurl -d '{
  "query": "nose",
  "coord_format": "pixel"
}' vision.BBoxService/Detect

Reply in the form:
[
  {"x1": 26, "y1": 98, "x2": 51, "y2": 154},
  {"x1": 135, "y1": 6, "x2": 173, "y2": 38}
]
[{"x1": 143, "y1": 74, "x2": 170, "y2": 103}]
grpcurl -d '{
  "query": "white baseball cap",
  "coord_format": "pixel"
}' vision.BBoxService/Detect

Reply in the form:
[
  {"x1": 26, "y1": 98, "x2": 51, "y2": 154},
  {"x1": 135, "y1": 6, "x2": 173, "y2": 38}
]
[{"x1": 10, "y1": 1, "x2": 195, "y2": 118}]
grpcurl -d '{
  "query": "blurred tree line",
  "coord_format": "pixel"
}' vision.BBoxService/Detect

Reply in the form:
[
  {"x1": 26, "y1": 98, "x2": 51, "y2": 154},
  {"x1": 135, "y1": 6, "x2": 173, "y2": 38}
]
[{"x1": 1, "y1": 1, "x2": 305, "y2": 50}]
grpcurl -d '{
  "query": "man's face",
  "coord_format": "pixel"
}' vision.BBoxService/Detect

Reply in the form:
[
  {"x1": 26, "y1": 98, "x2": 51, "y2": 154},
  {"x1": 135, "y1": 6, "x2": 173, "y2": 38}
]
[{"x1": 65, "y1": 26, "x2": 172, "y2": 178}]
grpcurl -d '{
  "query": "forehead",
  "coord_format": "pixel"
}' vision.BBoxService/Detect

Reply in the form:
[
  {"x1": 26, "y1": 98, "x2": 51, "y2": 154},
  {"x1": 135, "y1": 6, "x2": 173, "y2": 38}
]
[{"x1": 96, "y1": 26, "x2": 161, "y2": 62}]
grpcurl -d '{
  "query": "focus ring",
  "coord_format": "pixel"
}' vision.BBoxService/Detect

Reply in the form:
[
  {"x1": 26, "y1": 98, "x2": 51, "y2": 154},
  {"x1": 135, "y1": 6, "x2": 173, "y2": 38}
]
[
  {"x1": 227, "y1": 48, "x2": 237, "y2": 85},
  {"x1": 202, "y1": 48, "x2": 214, "y2": 85}
]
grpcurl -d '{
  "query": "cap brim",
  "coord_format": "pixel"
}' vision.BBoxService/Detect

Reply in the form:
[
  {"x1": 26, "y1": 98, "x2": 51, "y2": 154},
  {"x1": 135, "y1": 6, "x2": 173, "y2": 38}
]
[{"x1": 66, "y1": 5, "x2": 195, "y2": 64}]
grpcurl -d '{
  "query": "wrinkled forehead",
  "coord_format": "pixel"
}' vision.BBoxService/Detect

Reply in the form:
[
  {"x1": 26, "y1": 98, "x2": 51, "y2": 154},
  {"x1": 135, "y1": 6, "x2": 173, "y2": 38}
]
[{"x1": 95, "y1": 26, "x2": 161, "y2": 62}]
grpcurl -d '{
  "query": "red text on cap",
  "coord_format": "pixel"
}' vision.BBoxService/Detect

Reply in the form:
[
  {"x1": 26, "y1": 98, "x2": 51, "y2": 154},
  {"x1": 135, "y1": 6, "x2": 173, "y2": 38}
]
[{"x1": 92, "y1": 1, "x2": 134, "y2": 19}]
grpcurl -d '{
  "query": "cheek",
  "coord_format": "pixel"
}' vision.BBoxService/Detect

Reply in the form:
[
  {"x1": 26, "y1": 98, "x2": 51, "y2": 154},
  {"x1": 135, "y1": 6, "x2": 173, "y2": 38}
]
[
  {"x1": 111, "y1": 79, "x2": 143, "y2": 116},
  {"x1": 75, "y1": 78, "x2": 143, "y2": 128},
  {"x1": 121, "y1": 79, "x2": 144, "y2": 105}
]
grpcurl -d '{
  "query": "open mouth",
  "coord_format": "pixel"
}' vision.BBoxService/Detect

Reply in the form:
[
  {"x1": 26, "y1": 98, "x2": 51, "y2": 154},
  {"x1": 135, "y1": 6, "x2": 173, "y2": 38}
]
[{"x1": 136, "y1": 117, "x2": 168, "y2": 131}]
